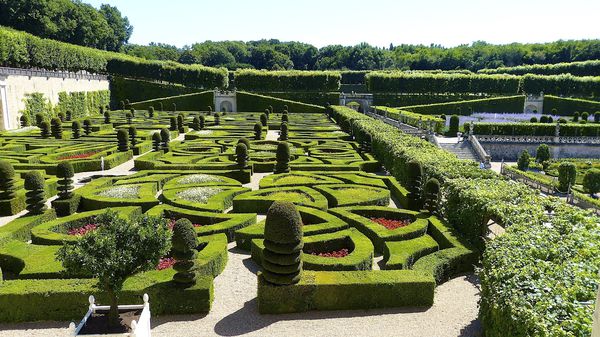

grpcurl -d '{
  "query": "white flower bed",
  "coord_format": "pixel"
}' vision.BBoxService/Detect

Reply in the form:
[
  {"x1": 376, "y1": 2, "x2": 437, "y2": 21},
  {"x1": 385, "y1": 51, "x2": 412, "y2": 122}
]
[
  {"x1": 196, "y1": 130, "x2": 213, "y2": 135},
  {"x1": 178, "y1": 174, "x2": 222, "y2": 184},
  {"x1": 176, "y1": 187, "x2": 224, "y2": 203},
  {"x1": 96, "y1": 185, "x2": 140, "y2": 199}
]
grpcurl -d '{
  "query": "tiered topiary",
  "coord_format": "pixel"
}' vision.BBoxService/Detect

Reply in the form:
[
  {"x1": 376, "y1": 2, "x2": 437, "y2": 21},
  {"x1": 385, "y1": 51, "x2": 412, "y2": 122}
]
[
  {"x1": 71, "y1": 120, "x2": 81, "y2": 139},
  {"x1": 199, "y1": 115, "x2": 206, "y2": 129},
  {"x1": 517, "y1": 150, "x2": 530, "y2": 171},
  {"x1": 177, "y1": 114, "x2": 185, "y2": 133},
  {"x1": 268, "y1": 105, "x2": 273, "y2": 115},
  {"x1": 24, "y1": 171, "x2": 47, "y2": 215},
  {"x1": 35, "y1": 113, "x2": 45, "y2": 127},
  {"x1": 282, "y1": 110, "x2": 288, "y2": 116},
  {"x1": 170, "y1": 117, "x2": 177, "y2": 131},
  {"x1": 161, "y1": 128, "x2": 171, "y2": 149},
  {"x1": 260, "y1": 113, "x2": 268, "y2": 127},
  {"x1": 238, "y1": 137, "x2": 251, "y2": 150},
  {"x1": 262, "y1": 201, "x2": 303, "y2": 285},
  {"x1": 171, "y1": 218, "x2": 198, "y2": 287},
  {"x1": 423, "y1": 178, "x2": 440, "y2": 214},
  {"x1": 0, "y1": 160, "x2": 17, "y2": 200},
  {"x1": 192, "y1": 116, "x2": 201, "y2": 131},
  {"x1": 66, "y1": 110, "x2": 72, "y2": 121},
  {"x1": 125, "y1": 112, "x2": 133, "y2": 124},
  {"x1": 406, "y1": 160, "x2": 423, "y2": 210},
  {"x1": 148, "y1": 106, "x2": 155, "y2": 118},
  {"x1": 117, "y1": 128, "x2": 129, "y2": 152},
  {"x1": 236, "y1": 143, "x2": 248, "y2": 169},
  {"x1": 83, "y1": 119, "x2": 92, "y2": 135},
  {"x1": 129, "y1": 126, "x2": 138, "y2": 147},
  {"x1": 279, "y1": 122, "x2": 289, "y2": 141},
  {"x1": 282, "y1": 114, "x2": 289, "y2": 123},
  {"x1": 130, "y1": 108, "x2": 136, "y2": 117},
  {"x1": 152, "y1": 132, "x2": 162, "y2": 151},
  {"x1": 283, "y1": 105, "x2": 289, "y2": 112},
  {"x1": 20, "y1": 114, "x2": 30, "y2": 127},
  {"x1": 254, "y1": 122, "x2": 263, "y2": 140},
  {"x1": 57, "y1": 112, "x2": 66, "y2": 122},
  {"x1": 264, "y1": 108, "x2": 270, "y2": 118},
  {"x1": 56, "y1": 161, "x2": 74, "y2": 200},
  {"x1": 51, "y1": 117, "x2": 63, "y2": 139},
  {"x1": 214, "y1": 112, "x2": 221, "y2": 126},
  {"x1": 274, "y1": 142, "x2": 291, "y2": 174},
  {"x1": 104, "y1": 111, "x2": 111, "y2": 124},
  {"x1": 40, "y1": 120, "x2": 50, "y2": 138}
]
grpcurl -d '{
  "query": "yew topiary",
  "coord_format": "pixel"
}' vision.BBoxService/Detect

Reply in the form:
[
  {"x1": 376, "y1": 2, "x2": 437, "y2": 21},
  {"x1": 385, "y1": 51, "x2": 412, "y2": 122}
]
[
  {"x1": 24, "y1": 171, "x2": 47, "y2": 214},
  {"x1": 20, "y1": 114, "x2": 30, "y2": 127},
  {"x1": 423, "y1": 178, "x2": 440, "y2": 214},
  {"x1": 264, "y1": 108, "x2": 270, "y2": 118},
  {"x1": 130, "y1": 108, "x2": 136, "y2": 117},
  {"x1": 282, "y1": 114, "x2": 289, "y2": 123},
  {"x1": 83, "y1": 119, "x2": 92, "y2": 135},
  {"x1": 279, "y1": 122, "x2": 289, "y2": 141},
  {"x1": 214, "y1": 112, "x2": 221, "y2": 126},
  {"x1": 172, "y1": 218, "x2": 198, "y2": 286},
  {"x1": 177, "y1": 114, "x2": 185, "y2": 132},
  {"x1": 120, "y1": 100, "x2": 126, "y2": 110},
  {"x1": 117, "y1": 129, "x2": 129, "y2": 152},
  {"x1": 517, "y1": 150, "x2": 530, "y2": 171},
  {"x1": 274, "y1": 142, "x2": 291, "y2": 174},
  {"x1": 260, "y1": 113, "x2": 268, "y2": 127},
  {"x1": 262, "y1": 201, "x2": 303, "y2": 285},
  {"x1": 192, "y1": 116, "x2": 201, "y2": 131},
  {"x1": 161, "y1": 128, "x2": 170, "y2": 148},
  {"x1": 35, "y1": 113, "x2": 45, "y2": 127},
  {"x1": 128, "y1": 126, "x2": 138, "y2": 147},
  {"x1": 158, "y1": 102, "x2": 163, "y2": 111},
  {"x1": 56, "y1": 161, "x2": 74, "y2": 200},
  {"x1": 148, "y1": 106, "x2": 154, "y2": 118},
  {"x1": 254, "y1": 122, "x2": 263, "y2": 140},
  {"x1": 152, "y1": 132, "x2": 162, "y2": 151},
  {"x1": 58, "y1": 112, "x2": 66, "y2": 122},
  {"x1": 558, "y1": 162, "x2": 577, "y2": 192},
  {"x1": 40, "y1": 120, "x2": 50, "y2": 138},
  {"x1": 238, "y1": 137, "x2": 251, "y2": 150},
  {"x1": 51, "y1": 117, "x2": 63, "y2": 139},
  {"x1": 71, "y1": 120, "x2": 81, "y2": 139},
  {"x1": 104, "y1": 111, "x2": 111, "y2": 124},
  {"x1": 406, "y1": 160, "x2": 423, "y2": 210},
  {"x1": 449, "y1": 115, "x2": 459, "y2": 136},
  {"x1": 66, "y1": 110, "x2": 72, "y2": 121},
  {"x1": 125, "y1": 112, "x2": 133, "y2": 124},
  {"x1": 172, "y1": 103, "x2": 177, "y2": 112},
  {"x1": 170, "y1": 117, "x2": 177, "y2": 131},
  {"x1": 583, "y1": 169, "x2": 600, "y2": 196},
  {"x1": 0, "y1": 160, "x2": 17, "y2": 200},
  {"x1": 236, "y1": 143, "x2": 248, "y2": 168}
]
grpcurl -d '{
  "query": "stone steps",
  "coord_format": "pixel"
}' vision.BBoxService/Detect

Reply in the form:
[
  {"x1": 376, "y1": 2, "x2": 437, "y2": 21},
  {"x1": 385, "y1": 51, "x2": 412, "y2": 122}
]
[{"x1": 439, "y1": 142, "x2": 480, "y2": 161}]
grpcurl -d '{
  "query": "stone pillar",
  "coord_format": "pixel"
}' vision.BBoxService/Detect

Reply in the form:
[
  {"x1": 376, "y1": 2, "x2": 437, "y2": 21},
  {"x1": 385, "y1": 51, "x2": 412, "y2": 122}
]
[
  {"x1": 0, "y1": 76, "x2": 8, "y2": 131},
  {"x1": 554, "y1": 122, "x2": 560, "y2": 143}
]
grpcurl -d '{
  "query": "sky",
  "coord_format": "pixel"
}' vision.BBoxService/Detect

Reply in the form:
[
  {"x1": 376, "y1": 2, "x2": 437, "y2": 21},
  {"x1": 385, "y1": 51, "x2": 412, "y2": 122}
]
[{"x1": 86, "y1": 0, "x2": 600, "y2": 48}]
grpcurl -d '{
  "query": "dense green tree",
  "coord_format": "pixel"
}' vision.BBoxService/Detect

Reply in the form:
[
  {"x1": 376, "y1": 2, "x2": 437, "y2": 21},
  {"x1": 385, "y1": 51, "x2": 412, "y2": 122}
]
[{"x1": 583, "y1": 169, "x2": 600, "y2": 196}]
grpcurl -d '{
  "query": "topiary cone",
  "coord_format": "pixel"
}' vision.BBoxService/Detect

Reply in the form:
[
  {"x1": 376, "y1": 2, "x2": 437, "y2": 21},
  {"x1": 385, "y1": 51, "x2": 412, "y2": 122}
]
[
  {"x1": 56, "y1": 161, "x2": 74, "y2": 200},
  {"x1": 0, "y1": 160, "x2": 17, "y2": 200},
  {"x1": 24, "y1": 171, "x2": 47, "y2": 214},
  {"x1": 274, "y1": 142, "x2": 291, "y2": 174},
  {"x1": 171, "y1": 219, "x2": 198, "y2": 286}
]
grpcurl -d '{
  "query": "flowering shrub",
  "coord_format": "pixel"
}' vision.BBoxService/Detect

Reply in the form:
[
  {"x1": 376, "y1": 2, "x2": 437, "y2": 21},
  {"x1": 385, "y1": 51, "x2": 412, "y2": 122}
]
[
  {"x1": 156, "y1": 257, "x2": 176, "y2": 270},
  {"x1": 67, "y1": 223, "x2": 98, "y2": 236},
  {"x1": 371, "y1": 217, "x2": 411, "y2": 230},
  {"x1": 310, "y1": 248, "x2": 349, "y2": 258}
]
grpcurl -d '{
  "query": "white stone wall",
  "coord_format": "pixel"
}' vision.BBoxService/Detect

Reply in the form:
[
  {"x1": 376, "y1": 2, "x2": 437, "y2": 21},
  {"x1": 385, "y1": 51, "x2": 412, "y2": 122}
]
[{"x1": 0, "y1": 68, "x2": 109, "y2": 130}]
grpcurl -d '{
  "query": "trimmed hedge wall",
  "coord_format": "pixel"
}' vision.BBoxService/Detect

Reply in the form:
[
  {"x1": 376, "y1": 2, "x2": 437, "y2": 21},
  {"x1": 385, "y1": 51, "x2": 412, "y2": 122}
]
[
  {"x1": 110, "y1": 77, "x2": 199, "y2": 107},
  {"x1": 543, "y1": 95, "x2": 600, "y2": 115},
  {"x1": 253, "y1": 92, "x2": 340, "y2": 106},
  {"x1": 473, "y1": 122, "x2": 600, "y2": 137},
  {"x1": 399, "y1": 95, "x2": 525, "y2": 115},
  {"x1": 131, "y1": 91, "x2": 214, "y2": 111},
  {"x1": 234, "y1": 69, "x2": 340, "y2": 92},
  {"x1": 479, "y1": 59, "x2": 600, "y2": 77},
  {"x1": 236, "y1": 92, "x2": 326, "y2": 113}
]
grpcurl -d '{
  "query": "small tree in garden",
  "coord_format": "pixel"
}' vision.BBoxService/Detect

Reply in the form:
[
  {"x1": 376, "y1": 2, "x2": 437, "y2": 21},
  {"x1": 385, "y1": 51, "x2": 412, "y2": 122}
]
[
  {"x1": 35, "y1": 113, "x2": 45, "y2": 127},
  {"x1": 40, "y1": 120, "x2": 50, "y2": 138},
  {"x1": 260, "y1": 113, "x2": 268, "y2": 127},
  {"x1": 423, "y1": 178, "x2": 440, "y2": 214},
  {"x1": 0, "y1": 160, "x2": 17, "y2": 200},
  {"x1": 236, "y1": 143, "x2": 248, "y2": 169},
  {"x1": 66, "y1": 110, "x2": 72, "y2": 121},
  {"x1": 152, "y1": 132, "x2": 162, "y2": 151},
  {"x1": 199, "y1": 115, "x2": 206, "y2": 129},
  {"x1": 254, "y1": 122, "x2": 262, "y2": 140},
  {"x1": 51, "y1": 117, "x2": 63, "y2": 139},
  {"x1": 448, "y1": 115, "x2": 459, "y2": 136},
  {"x1": 128, "y1": 126, "x2": 138, "y2": 147},
  {"x1": 24, "y1": 171, "x2": 47, "y2": 215},
  {"x1": 177, "y1": 114, "x2": 185, "y2": 132},
  {"x1": 117, "y1": 128, "x2": 129, "y2": 152},
  {"x1": 71, "y1": 120, "x2": 81, "y2": 139},
  {"x1": 125, "y1": 112, "x2": 133, "y2": 124},
  {"x1": 58, "y1": 112, "x2": 66, "y2": 122},
  {"x1": 170, "y1": 116, "x2": 177, "y2": 131},
  {"x1": 517, "y1": 150, "x2": 530, "y2": 171},
  {"x1": 207, "y1": 106, "x2": 212, "y2": 116},
  {"x1": 262, "y1": 201, "x2": 303, "y2": 285},
  {"x1": 104, "y1": 111, "x2": 111, "y2": 124},
  {"x1": 406, "y1": 161, "x2": 423, "y2": 210},
  {"x1": 282, "y1": 110, "x2": 288, "y2": 115},
  {"x1": 56, "y1": 162, "x2": 74, "y2": 200},
  {"x1": 282, "y1": 114, "x2": 289, "y2": 123},
  {"x1": 192, "y1": 116, "x2": 201, "y2": 131},
  {"x1": 280, "y1": 122, "x2": 289, "y2": 141},
  {"x1": 274, "y1": 142, "x2": 291, "y2": 174},
  {"x1": 214, "y1": 112, "x2": 221, "y2": 126},
  {"x1": 83, "y1": 119, "x2": 92, "y2": 135},
  {"x1": 20, "y1": 114, "x2": 30, "y2": 127},
  {"x1": 57, "y1": 211, "x2": 171, "y2": 328},
  {"x1": 535, "y1": 144, "x2": 551, "y2": 170},
  {"x1": 573, "y1": 111, "x2": 580, "y2": 122},
  {"x1": 148, "y1": 106, "x2": 154, "y2": 118},
  {"x1": 238, "y1": 137, "x2": 251, "y2": 150},
  {"x1": 583, "y1": 169, "x2": 600, "y2": 196},
  {"x1": 582, "y1": 112, "x2": 589, "y2": 121},
  {"x1": 558, "y1": 162, "x2": 577, "y2": 192},
  {"x1": 171, "y1": 218, "x2": 198, "y2": 287},
  {"x1": 161, "y1": 128, "x2": 170, "y2": 149}
]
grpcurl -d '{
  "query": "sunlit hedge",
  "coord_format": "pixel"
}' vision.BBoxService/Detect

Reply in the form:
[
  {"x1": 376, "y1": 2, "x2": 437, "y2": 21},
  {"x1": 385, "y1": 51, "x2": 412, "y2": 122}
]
[
  {"x1": 234, "y1": 69, "x2": 340, "y2": 91},
  {"x1": 479, "y1": 59, "x2": 600, "y2": 77}
]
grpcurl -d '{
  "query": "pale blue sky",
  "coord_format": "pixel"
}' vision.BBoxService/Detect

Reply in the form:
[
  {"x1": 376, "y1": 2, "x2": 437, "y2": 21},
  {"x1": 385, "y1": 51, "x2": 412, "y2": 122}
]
[{"x1": 87, "y1": 0, "x2": 600, "y2": 48}]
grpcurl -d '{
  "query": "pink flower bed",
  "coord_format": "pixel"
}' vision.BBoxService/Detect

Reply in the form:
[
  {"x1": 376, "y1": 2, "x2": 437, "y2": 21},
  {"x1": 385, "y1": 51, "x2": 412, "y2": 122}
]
[
  {"x1": 310, "y1": 248, "x2": 349, "y2": 258},
  {"x1": 67, "y1": 224, "x2": 98, "y2": 236},
  {"x1": 156, "y1": 257, "x2": 176, "y2": 270},
  {"x1": 371, "y1": 217, "x2": 411, "y2": 230}
]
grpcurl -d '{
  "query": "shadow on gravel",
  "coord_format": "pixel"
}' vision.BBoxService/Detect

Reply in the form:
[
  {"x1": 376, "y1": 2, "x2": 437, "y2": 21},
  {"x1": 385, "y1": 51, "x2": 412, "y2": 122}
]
[{"x1": 459, "y1": 318, "x2": 483, "y2": 337}]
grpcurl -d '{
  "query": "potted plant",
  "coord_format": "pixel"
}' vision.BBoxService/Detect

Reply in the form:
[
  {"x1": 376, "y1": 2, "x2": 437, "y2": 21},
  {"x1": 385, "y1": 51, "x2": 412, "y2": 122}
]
[{"x1": 58, "y1": 211, "x2": 171, "y2": 335}]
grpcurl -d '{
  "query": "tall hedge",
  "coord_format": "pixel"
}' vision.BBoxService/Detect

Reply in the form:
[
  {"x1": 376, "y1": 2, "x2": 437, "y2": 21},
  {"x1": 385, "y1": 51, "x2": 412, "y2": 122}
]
[
  {"x1": 234, "y1": 69, "x2": 340, "y2": 92},
  {"x1": 479, "y1": 59, "x2": 600, "y2": 77},
  {"x1": 237, "y1": 92, "x2": 325, "y2": 113}
]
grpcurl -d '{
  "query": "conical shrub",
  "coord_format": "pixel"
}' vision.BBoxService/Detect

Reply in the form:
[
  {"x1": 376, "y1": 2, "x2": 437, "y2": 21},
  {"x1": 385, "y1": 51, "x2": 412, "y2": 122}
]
[
  {"x1": 117, "y1": 129, "x2": 129, "y2": 152},
  {"x1": 406, "y1": 160, "x2": 423, "y2": 210},
  {"x1": 172, "y1": 218, "x2": 198, "y2": 286},
  {"x1": 274, "y1": 142, "x2": 290, "y2": 174},
  {"x1": 0, "y1": 160, "x2": 17, "y2": 200}
]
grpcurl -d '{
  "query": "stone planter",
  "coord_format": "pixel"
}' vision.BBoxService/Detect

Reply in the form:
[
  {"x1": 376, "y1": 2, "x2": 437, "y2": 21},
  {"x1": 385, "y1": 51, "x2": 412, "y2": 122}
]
[{"x1": 68, "y1": 293, "x2": 151, "y2": 337}]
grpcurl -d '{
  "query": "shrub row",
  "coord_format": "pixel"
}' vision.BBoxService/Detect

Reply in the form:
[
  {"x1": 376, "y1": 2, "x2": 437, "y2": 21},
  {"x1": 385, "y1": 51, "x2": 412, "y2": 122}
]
[
  {"x1": 543, "y1": 95, "x2": 600, "y2": 115},
  {"x1": 131, "y1": 91, "x2": 214, "y2": 111},
  {"x1": 373, "y1": 106, "x2": 445, "y2": 133},
  {"x1": 110, "y1": 77, "x2": 199, "y2": 106},
  {"x1": 473, "y1": 122, "x2": 600, "y2": 137},
  {"x1": 234, "y1": 69, "x2": 340, "y2": 92},
  {"x1": 479, "y1": 59, "x2": 600, "y2": 77},
  {"x1": 399, "y1": 95, "x2": 525, "y2": 115},
  {"x1": 366, "y1": 71, "x2": 600, "y2": 97},
  {"x1": 236, "y1": 91, "x2": 326, "y2": 113},
  {"x1": 252, "y1": 91, "x2": 340, "y2": 106}
]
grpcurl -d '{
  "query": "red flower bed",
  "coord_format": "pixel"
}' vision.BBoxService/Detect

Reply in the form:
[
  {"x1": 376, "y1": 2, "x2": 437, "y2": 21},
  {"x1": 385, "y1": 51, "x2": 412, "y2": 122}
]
[
  {"x1": 59, "y1": 152, "x2": 99, "y2": 160},
  {"x1": 310, "y1": 248, "x2": 349, "y2": 258},
  {"x1": 167, "y1": 219, "x2": 204, "y2": 230},
  {"x1": 371, "y1": 217, "x2": 411, "y2": 230},
  {"x1": 156, "y1": 257, "x2": 176, "y2": 270},
  {"x1": 68, "y1": 224, "x2": 98, "y2": 236}
]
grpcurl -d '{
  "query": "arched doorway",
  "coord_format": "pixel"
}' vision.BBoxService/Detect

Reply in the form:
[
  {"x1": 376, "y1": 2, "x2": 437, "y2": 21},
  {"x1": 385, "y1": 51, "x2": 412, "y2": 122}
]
[
  {"x1": 220, "y1": 100, "x2": 233, "y2": 112},
  {"x1": 525, "y1": 104, "x2": 539, "y2": 114}
]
